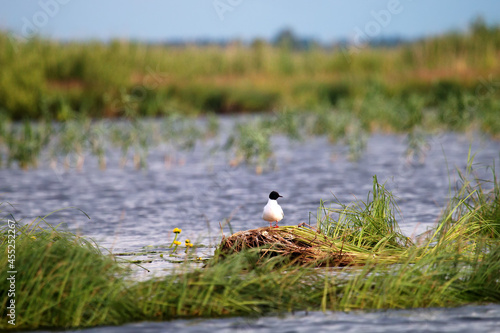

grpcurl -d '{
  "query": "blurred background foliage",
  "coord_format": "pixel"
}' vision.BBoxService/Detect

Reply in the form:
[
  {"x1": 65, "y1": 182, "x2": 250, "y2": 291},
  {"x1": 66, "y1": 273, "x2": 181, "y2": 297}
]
[
  {"x1": 0, "y1": 19, "x2": 499, "y2": 170},
  {"x1": 0, "y1": 18, "x2": 498, "y2": 124}
]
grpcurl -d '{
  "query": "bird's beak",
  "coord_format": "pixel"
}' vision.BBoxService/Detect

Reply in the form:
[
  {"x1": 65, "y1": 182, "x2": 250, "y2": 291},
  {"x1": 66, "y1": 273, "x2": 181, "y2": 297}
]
[{"x1": 279, "y1": 195, "x2": 283, "y2": 198}]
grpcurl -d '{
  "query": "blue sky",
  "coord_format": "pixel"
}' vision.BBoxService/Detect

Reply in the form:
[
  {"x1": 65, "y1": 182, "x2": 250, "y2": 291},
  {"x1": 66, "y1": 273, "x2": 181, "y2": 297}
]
[{"x1": 1, "y1": 0, "x2": 500, "y2": 43}]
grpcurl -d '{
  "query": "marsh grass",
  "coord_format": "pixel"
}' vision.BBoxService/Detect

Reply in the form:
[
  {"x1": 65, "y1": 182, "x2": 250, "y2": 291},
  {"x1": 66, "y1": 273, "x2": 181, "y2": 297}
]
[
  {"x1": 317, "y1": 176, "x2": 412, "y2": 250},
  {"x1": 0, "y1": 115, "x2": 209, "y2": 170},
  {"x1": 0, "y1": 107, "x2": 368, "y2": 171},
  {"x1": 2, "y1": 20, "x2": 500, "y2": 120},
  {"x1": 216, "y1": 176, "x2": 420, "y2": 267},
  {"x1": 216, "y1": 224, "x2": 408, "y2": 267},
  {"x1": 4, "y1": 121, "x2": 50, "y2": 170},
  {"x1": 0, "y1": 89, "x2": 496, "y2": 171},
  {"x1": 0, "y1": 209, "x2": 137, "y2": 328},
  {"x1": 1, "y1": 159, "x2": 499, "y2": 330},
  {"x1": 2, "y1": 225, "x2": 499, "y2": 330},
  {"x1": 1, "y1": 21, "x2": 500, "y2": 171},
  {"x1": 447, "y1": 156, "x2": 500, "y2": 239},
  {"x1": 224, "y1": 120, "x2": 274, "y2": 172}
]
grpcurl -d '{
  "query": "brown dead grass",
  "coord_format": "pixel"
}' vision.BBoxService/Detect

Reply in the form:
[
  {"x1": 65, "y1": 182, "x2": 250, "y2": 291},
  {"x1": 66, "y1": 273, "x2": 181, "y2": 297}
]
[{"x1": 218, "y1": 225, "x2": 360, "y2": 267}]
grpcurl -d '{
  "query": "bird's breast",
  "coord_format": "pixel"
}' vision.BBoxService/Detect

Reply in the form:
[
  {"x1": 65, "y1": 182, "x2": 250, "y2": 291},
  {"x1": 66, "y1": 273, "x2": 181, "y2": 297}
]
[{"x1": 262, "y1": 203, "x2": 284, "y2": 222}]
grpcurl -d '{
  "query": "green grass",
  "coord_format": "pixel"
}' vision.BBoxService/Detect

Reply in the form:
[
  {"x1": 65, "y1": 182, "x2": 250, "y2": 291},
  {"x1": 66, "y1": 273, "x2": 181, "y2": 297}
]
[
  {"x1": 1, "y1": 158, "x2": 499, "y2": 330},
  {"x1": 1, "y1": 19, "x2": 499, "y2": 121},
  {"x1": 317, "y1": 175, "x2": 412, "y2": 250},
  {"x1": 445, "y1": 154, "x2": 500, "y2": 239},
  {"x1": 0, "y1": 210, "x2": 137, "y2": 328},
  {"x1": 1, "y1": 20, "x2": 500, "y2": 170}
]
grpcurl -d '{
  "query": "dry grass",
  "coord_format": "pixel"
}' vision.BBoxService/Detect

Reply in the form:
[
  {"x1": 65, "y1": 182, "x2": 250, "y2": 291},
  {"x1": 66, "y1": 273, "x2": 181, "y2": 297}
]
[{"x1": 217, "y1": 224, "x2": 404, "y2": 267}]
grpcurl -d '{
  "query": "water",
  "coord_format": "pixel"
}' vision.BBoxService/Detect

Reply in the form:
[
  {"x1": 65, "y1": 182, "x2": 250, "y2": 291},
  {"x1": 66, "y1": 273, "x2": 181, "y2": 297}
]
[
  {"x1": 3, "y1": 132, "x2": 497, "y2": 253},
  {"x1": 39, "y1": 304, "x2": 500, "y2": 333},
  {"x1": 2, "y1": 126, "x2": 499, "y2": 331}
]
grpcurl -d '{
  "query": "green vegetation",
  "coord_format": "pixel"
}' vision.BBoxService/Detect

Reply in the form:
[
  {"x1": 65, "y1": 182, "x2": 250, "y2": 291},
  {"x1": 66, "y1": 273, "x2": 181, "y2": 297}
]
[
  {"x1": 0, "y1": 116, "x2": 207, "y2": 170},
  {"x1": 0, "y1": 209, "x2": 141, "y2": 328},
  {"x1": 317, "y1": 175, "x2": 412, "y2": 250},
  {"x1": 1, "y1": 20, "x2": 499, "y2": 171},
  {"x1": 0, "y1": 110, "x2": 377, "y2": 171},
  {"x1": 216, "y1": 176, "x2": 413, "y2": 266},
  {"x1": 2, "y1": 18, "x2": 498, "y2": 330},
  {"x1": 1, "y1": 159, "x2": 499, "y2": 330},
  {"x1": 1, "y1": 19, "x2": 500, "y2": 125}
]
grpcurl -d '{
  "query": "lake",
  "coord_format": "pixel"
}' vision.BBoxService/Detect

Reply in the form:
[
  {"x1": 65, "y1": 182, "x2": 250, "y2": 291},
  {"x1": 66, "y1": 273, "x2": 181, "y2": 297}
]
[{"x1": 2, "y1": 118, "x2": 499, "y2": 331}]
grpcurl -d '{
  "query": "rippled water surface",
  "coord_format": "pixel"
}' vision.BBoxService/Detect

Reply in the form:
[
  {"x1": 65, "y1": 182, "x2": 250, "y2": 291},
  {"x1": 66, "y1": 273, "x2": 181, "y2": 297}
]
[
  {"x1": 2, "y1": 123, "x2": 499, "y2": 332},
  {"x1": 42, "y1": 304, "x2": 500, "y2": 333}
]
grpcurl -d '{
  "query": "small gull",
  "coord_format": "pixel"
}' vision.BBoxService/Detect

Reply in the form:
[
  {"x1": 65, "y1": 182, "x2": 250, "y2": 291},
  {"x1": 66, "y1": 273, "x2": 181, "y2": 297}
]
[{"x1": 262, "y1": 191, "x2": 284, "y2": 228}]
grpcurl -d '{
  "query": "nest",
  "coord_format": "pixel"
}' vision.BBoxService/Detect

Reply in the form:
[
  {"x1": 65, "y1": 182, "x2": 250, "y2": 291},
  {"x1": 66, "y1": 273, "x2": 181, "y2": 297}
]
[{"x1": 218, "y1": 225, "x2": 358, "y2": 266}]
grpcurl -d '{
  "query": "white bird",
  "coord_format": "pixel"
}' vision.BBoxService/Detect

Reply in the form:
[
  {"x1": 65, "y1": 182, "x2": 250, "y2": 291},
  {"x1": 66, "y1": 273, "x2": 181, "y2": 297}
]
[{"x1": 262, "y1": 191, "x2": 284, "y2": 228}]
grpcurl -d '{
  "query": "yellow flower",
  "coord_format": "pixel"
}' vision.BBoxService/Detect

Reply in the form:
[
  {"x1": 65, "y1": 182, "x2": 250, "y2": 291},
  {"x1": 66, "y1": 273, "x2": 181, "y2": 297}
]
[
  {"x1": 173, "y1": 228, "x2": 182, "y2": 234},
  {"x1": 186, "y1": 243, "x2": 193, "y2": 248},
  {"x1": 31, "y1": 236, "x2": 36, "y2": 240},
  {"x1": 185, "y1": 239, "x2": 191, "y2": 244},
  {"x1": 173, "y1": 240, "x2": 182, "y2": 246}
]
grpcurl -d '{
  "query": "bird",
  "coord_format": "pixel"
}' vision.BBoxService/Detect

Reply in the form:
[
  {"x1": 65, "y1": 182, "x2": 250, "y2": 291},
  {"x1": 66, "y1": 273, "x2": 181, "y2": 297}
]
[{"x1": 262, "y1": 191, "x2": 284, "y2": 228}]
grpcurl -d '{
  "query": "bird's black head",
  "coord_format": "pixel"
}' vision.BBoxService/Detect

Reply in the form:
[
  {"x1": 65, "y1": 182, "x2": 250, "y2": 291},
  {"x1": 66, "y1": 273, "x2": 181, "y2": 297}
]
[{"x1": 269, "y1": 191, "x2": 282, "y2": 200}]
